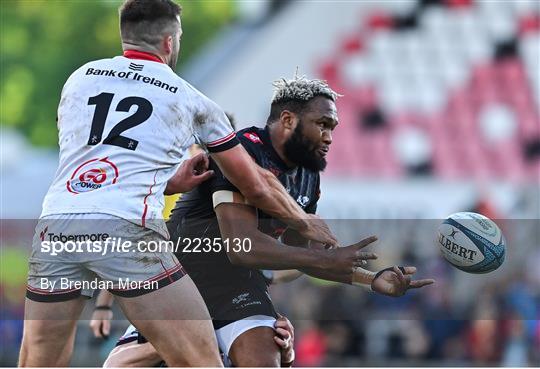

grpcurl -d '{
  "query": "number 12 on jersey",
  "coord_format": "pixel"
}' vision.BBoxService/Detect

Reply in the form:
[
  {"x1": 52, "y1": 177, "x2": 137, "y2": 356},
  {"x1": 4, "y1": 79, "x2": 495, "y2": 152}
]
[{"x1": 87, "y1": 92, "x2": 153, "y2": 151}]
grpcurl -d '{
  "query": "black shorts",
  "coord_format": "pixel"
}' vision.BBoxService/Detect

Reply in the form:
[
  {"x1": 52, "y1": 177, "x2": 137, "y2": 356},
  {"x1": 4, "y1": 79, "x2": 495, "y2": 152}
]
[
  {"x1": 116, "y1": 269, "x2": 277, "y2": 347},
  {"x1": 195, "y1": 270, "x2": 277, "y2": 330}
]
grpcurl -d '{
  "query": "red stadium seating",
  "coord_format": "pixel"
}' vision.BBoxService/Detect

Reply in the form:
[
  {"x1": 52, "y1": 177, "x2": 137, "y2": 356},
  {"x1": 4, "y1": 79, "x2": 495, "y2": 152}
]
[{"x1": 318, "y1": 1, "x2": 539, "y2": 182}]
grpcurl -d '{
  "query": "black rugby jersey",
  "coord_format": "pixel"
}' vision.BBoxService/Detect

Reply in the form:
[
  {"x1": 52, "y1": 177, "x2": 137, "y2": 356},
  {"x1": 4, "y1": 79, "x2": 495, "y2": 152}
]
[{"x1": 167, "y1": 126, "x2": 320, "y2": 284}]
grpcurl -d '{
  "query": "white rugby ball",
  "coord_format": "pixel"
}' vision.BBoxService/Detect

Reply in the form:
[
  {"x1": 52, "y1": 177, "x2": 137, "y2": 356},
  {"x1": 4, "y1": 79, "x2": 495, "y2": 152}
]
[{"x1": 437, "y1": 212, "x2": 506, "y2": 274}]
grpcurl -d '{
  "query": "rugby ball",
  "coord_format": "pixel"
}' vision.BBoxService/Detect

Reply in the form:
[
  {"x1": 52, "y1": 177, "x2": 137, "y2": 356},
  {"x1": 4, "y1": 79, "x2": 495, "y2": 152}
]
[{"x1": 437, "y1": 212, "x2": 505, "y2": 274}]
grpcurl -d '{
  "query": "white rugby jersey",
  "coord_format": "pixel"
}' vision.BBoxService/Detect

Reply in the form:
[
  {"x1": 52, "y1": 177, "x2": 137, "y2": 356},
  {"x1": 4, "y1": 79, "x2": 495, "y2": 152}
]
[{"x1": 41, "y1": 51, "x2": 238, "y2": 237}]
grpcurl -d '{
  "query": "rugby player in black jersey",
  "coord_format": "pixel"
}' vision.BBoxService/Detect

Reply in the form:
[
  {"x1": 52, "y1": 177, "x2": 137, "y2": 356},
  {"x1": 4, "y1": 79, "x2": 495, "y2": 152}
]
[{"x1": 98, "y1": 76, "x2": 434, "y2": 367}]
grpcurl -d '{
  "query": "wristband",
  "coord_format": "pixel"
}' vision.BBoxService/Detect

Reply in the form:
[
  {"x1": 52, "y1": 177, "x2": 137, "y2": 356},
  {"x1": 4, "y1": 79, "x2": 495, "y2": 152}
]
[
  {"x1": 281, "y1": 352, "x2": 295, "y2": 367},
  {"x1": 370, "y1": 266, "x2": 407, "y2": 292},
  {"x1": 281, "y1": 359, "x2": 294, "y2": 367},
  {"x1": 373, "y1": 266, "x2": 406, "y2": 280},
  {"x1": 94, "y1": 306, "x2": 112, "y2": 311}
]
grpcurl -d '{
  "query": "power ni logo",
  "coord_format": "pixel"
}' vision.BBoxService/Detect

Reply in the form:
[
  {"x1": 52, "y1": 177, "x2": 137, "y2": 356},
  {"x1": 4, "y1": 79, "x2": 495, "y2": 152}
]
[{"x1": 67, "y1": 157, "x2": 119, "y2": 194}]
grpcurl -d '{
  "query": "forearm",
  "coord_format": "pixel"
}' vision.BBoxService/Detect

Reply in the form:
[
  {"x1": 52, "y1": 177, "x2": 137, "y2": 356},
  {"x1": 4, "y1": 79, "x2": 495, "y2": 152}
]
[
  {"x1": 351, "y1": 267, "x2": 377, "y2": 285},
  {"x1": 228, "y1": 231, "x2": 326, "y2": 270},
  {"x1": 299, "y1": 266, "x2": 376, "y2": 285},
  {"x1": 272, "y1": 270, "x2": 304, "y2": 284},
  {"x1": 287, "y1": 234, "x2": 368, "y2": 285}
]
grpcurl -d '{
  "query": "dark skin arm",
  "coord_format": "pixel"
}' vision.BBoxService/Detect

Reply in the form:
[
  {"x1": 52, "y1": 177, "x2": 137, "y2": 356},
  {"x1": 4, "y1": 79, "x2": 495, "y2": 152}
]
[
  {"x1": 281, "y1": 226, "x2": 435, "y2": 295},
  {"x1": 211, "y1": 145, "x2": 338, "y2": 246},
  {"x1": 281, "y1": 228, "x2": 357, "y2": 283},
  {"x1": 215, "y1": 202, "x2": 377, "y2": 276}
]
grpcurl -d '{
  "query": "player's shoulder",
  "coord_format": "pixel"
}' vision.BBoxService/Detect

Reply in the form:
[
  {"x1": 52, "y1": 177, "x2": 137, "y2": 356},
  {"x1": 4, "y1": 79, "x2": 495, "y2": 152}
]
[
  {"x1": 181, "y1": 79, "x2": 221, "y2": 111},
  {"x1": 60, "y1": 58, "x2": 109, "y2": 91},
  {"x1": 68, "y1": 57, "x2": 117, "y2": 76},
  {"x1": 236, "y1": 126, "x2": 267, "y2": 152},
  {"x1": 64, "y1": 57, "x2": 118, "y2": 85},
  {"x1": 236, "y1": 126, "x2": 265, "y2": 145}
]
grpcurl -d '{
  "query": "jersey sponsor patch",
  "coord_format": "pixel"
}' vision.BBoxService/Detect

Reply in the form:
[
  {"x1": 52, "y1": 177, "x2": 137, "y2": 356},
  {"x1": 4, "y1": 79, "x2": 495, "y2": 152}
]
[
  {"x1": 85, "y1": 67, "x2": 178, "y2": 93},
  {"x1": 296, "y1": 195, "x2": 310, "y2": 207},
  {"x1": 128, "y1": 62, "x2": 144, "y2": 71},
  {"x1": 243, "y1": 132, "x2": 262, "y2": 144},
  {"x1": 39, "y1": 226, "x2": 49, "y2": 242},
  {"x1": 66, "y1": 157, "x2": 119, "y2": 194}
]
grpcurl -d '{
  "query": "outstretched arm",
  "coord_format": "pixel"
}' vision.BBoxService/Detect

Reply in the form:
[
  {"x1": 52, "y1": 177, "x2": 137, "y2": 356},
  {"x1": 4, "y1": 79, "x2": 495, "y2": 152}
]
[
  {"x1": 215, "y1": 201, "x2": 377, "y2": 276},
  {"x1": 281, "y1": 228, "x2": 435, "y2": 296},
  {"x1": 211, "y1": 145, "x2": 337, "y2": 246},
  {"x1": 268, "y1": 270, "x2": 304, "y2": 284},
  {"x1": 299, "y1": 264, "x2": 434, "y2": 297}
]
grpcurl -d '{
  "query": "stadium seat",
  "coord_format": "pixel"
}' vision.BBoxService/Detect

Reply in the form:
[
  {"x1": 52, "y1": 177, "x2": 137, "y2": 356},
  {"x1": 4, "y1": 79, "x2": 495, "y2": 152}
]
[{"x1": 317, "y1": 0, "x2": 539, "y2": 181}]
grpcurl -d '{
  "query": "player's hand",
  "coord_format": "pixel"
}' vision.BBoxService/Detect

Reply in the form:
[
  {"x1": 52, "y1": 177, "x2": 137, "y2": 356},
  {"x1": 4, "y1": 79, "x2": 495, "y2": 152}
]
[
  {"x1": 274, "y1": 315, "x2": 295, "y2": 366},
  {"x1": 324, "y1": 235, "x2": 378, "y2": 275},
  {"x1": 89, "y1": 308, "x2": 113, "y2": 339},
  {"x1": 370, "y1": 266, "x2": 435, "y2": 297},
  {"x1": 308, "y1": 240, "x2": 331, "y2": 250},
  {"x1": 164, "y1": 153, "x2": 214, "y2": 195},
  {"x1": 297, "y1": 214, "x2": 339, "y2": 248}
]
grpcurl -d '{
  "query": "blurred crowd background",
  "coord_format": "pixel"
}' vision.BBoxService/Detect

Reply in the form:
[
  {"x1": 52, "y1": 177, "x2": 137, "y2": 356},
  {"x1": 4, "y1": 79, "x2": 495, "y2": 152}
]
[{"x1": 1, "y1": 0, "x2": 539, "y2": 366}]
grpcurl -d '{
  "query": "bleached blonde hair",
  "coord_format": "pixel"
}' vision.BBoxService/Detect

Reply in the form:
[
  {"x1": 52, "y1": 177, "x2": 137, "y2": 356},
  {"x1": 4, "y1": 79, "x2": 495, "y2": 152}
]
[{"x1": 271, "y1": 75, "x2": 341, "y2": 104}]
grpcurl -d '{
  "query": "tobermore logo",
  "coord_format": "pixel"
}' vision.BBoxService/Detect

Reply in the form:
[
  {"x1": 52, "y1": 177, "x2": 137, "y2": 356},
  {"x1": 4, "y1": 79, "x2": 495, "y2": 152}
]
[
  {"x1": 40, "y1": 226, "x2": 48, "y2": 242},
  {"x1": 129, "y1": 63, "x2": 144, "y2": 71},
  {"x1": 67, "y1": 157, "x2": 119, "y2": 194},
  {"x1": 45, "y1": 232, "x2": 110, "y2": 242},
  {"x1": 85, "y1": 67, "x2": 178, "y2": 93}
]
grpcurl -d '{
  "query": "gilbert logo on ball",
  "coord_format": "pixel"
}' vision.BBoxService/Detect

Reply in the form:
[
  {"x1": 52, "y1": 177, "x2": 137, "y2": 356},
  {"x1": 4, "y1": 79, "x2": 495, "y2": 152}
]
[{"x1": 437, "y1": 212, "x2": 506, "y2": 274}]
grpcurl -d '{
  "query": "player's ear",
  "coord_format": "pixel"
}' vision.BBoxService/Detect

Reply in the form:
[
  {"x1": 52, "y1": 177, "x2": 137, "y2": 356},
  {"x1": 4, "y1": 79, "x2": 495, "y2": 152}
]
[
  {"x1": 163, "y1": 35, "x2": 173, "y2": 54},
  {"x1": 280, "y1": 110, "x2": 297, "y2": 131}
]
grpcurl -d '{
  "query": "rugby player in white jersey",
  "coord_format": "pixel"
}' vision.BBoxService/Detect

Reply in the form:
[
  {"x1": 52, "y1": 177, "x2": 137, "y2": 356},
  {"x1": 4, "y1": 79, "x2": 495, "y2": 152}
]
[{"x1": 18, "y1": 1, "x2": 348, "y2": 366}]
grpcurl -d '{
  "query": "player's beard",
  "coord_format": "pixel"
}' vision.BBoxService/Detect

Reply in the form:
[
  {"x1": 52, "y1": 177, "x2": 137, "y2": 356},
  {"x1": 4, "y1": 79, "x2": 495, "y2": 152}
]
[
  {"x1": 284, "y1": 120, "x2": 327, "y2": 172},
  {"x1": 169, "y1": 34, "x2": 180, "y2": 69},
  {"x1": 169, "y1": 53, "x2": 178, "y2": 69}
]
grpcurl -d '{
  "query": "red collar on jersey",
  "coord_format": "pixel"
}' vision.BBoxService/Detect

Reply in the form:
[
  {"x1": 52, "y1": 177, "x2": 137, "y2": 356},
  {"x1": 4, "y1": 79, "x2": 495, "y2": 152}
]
[{"x1": 123, "y1": 50, "x2": 164, "y2": 64}]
